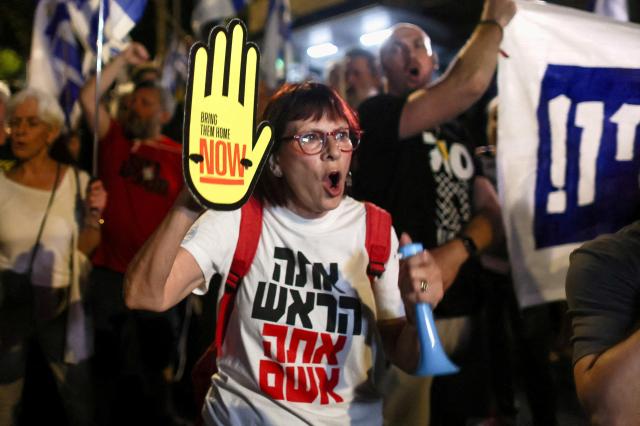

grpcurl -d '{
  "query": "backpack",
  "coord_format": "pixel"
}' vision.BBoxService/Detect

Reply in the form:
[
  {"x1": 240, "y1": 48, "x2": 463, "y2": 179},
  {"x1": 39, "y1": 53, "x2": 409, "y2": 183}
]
[{"x1": 191, "y1": 197, "x2": 392, "y2": 417}]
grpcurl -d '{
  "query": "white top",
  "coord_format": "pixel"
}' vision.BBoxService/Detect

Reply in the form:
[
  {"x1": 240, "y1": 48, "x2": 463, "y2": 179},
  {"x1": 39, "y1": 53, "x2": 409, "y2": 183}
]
[
  {"x1": 0, "y1": 168, "x2": 90, "y2": 289},
  {"x1": 182, "y1": 196, "x2": 404, "y2": 425}
]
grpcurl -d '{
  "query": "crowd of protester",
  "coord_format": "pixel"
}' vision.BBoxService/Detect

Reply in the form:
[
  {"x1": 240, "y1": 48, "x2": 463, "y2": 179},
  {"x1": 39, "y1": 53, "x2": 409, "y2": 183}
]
[{"x1": 1, "y1": 0, "x2": 637, "y2": 424}]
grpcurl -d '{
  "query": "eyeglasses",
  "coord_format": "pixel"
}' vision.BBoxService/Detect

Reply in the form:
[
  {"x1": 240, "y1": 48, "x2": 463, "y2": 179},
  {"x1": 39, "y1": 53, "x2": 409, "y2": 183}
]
[
  {"x1": 281, "y1": 128, "x2": 362, "y2": 155},
  {"x1": 8, "y1": 116, "x2": 47, "y2": 130}
]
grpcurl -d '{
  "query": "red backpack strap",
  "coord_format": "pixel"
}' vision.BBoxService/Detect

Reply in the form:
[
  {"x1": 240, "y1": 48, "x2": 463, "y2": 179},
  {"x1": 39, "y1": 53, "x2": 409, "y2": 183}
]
[
  {"x1": 214, "y1": 196, "x2": 263, "y2": 353},
  {"x1": 192, "y1": 197, "x2": 263, "y2": 422},
  {"x1": 364, "y1": 202, "x2": 392, "y2": 284}
]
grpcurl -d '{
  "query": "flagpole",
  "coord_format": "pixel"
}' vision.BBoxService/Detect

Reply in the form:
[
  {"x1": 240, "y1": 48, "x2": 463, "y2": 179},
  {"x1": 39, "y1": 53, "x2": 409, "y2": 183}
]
[{"x1": 93, "y1": 0, "x2": 106, "y2": 177}]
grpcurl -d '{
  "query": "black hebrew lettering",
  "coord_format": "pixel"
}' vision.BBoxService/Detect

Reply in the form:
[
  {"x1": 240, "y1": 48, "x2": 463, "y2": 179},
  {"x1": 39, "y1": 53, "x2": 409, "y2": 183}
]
[
  {"x1": 252, "y1": 281, "x2": 287, "y2": 322},
  {"x1": 294, "y1": 251, "x2": 311, "y2": 287},
  {"x1": 316, "y1": 293, "x2": 337, "y2": 333},
  {"x1": 337, "y1": 296, "x2": 362, "y2": 335},
  {"x1": 274, "y1": 247, "x2": 295, "y2": 285},
  {"x1": 255, "y1": 247, "x2": 363, "y2": 335},
  {"x1": 286, "y1": 289, "x2": 315, "y2": 328},
  {"x1": 312, "y1": 263, "x2": 341, "y2": 293}
]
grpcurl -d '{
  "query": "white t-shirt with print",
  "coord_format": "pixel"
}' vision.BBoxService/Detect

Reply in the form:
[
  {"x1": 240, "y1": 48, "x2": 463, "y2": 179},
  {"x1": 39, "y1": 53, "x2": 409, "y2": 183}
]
[{"x1": 182, "y1": 196, "x2": 404, "y2": 425}]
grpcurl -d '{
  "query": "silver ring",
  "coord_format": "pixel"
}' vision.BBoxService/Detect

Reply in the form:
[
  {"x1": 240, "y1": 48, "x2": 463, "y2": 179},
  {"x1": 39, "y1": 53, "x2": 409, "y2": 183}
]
[{"x1": 420, "y1": 280, "x2": 429, "y2": 293}]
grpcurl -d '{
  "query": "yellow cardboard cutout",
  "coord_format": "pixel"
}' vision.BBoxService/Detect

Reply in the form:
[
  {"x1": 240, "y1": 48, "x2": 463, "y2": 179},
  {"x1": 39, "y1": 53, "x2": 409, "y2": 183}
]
[{"x1": 183, "y1": 19, "x2": 273, "y2": 210}]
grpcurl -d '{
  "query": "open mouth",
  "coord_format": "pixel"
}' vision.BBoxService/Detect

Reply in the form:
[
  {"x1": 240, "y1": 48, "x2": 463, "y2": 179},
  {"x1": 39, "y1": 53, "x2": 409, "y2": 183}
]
[
  {"x1": 409, "y1": 67, "x2": 420, "y2": 77},
  {"x1": 329, "y1": 171, "x2": 340, "y2": 188}
]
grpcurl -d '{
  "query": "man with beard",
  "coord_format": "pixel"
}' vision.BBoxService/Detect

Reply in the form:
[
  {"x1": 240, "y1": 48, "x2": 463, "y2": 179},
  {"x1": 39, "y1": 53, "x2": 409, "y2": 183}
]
[
  {"x1": 79, "y1": 42, "x2": 183, "y2": 424},
  {"x1": 351, "y1": 0, "x2": 515, "y2": 424},
  {"x1": 344, "y1": 48, "x2": 383, "y2": 109}
]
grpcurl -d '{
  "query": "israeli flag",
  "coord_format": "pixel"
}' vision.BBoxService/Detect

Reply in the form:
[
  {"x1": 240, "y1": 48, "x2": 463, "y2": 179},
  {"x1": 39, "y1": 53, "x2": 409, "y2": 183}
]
[
  {"x1": 161, "y1": 35, "x2": 189, "y2": 95},
  {"x1": 28, "y1": 0, "x2": 147, "y2": 126},
  {"x1": 67, "y1": 0, "x2": 147, "y2": 68},
  {"x1": 29, "y1": 0, "x2": 85, "y2": 126}
]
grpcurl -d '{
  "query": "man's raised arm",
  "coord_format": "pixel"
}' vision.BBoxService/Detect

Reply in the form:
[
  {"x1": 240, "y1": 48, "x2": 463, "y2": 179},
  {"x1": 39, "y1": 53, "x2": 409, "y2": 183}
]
[
  {"x1": 79, "y1": 42, "x2": 150, "y2": 140},
  {"x1": 399, "y1": 0, "x2": 516, "y2": 139}
]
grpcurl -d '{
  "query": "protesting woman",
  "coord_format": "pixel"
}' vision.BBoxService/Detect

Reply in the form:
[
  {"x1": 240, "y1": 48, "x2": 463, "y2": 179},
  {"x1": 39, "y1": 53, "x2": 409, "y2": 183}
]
[
  {"x1": 125, "y1": 82, "x2": 442, "y2": 425},
  {"x1": 0, "y1": 88, "x2": 107, "y2": 424}
]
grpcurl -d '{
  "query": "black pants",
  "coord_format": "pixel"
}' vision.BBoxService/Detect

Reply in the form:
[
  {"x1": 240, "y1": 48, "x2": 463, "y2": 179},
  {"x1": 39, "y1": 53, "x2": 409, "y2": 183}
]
[
  {"x1": 514, "y1": 301, "x2": 570, "y2": 426},
  {"x1": 88, "y1": 267, "x2": 180, "y2": 425}
]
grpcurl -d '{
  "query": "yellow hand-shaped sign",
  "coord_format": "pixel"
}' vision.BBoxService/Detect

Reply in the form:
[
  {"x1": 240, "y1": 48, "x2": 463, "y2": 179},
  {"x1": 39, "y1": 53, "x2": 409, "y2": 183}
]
[{"x1": 183, "y1": 19, "x2": 273, "y2": 210}]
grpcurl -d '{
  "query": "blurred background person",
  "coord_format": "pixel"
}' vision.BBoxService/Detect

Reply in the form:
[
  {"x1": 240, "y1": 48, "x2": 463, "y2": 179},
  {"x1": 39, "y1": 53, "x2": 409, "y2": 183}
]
[
  {"x1": 63, "y1": 129, "x2": 83, "y2": 165},
  {"x1": 351, "y1": 0, "x2": 516, "y2": 424},
  {"x1": 114, "y1": 61, "x2": 161, "y2": 125},
  {"x1": 79, "y1": 41, "x2": 184, "y2": 425},
  {"x1": 325, "y1": 59, "x2": 346, "y2": 100},
  {"x1": 344, "y1": 47, "x2": 384, "y2": 110},
  {"x1": 0, "y1": 88, "x2": 106, "y2": 425}
]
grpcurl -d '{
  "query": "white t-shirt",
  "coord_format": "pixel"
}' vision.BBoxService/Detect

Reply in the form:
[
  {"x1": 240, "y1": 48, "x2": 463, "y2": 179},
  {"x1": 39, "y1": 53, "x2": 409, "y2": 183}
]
[
  {"x1": 0, "y1": 168, "x2": 90, "y2": 289},
  {"x1": 182, "y1": 196, "x2": 404, "y2": 425}
]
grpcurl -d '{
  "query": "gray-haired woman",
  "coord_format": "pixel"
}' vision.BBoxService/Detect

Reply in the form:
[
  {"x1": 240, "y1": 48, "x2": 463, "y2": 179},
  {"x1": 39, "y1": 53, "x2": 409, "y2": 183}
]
[{"x1": 0, "y1": 88, "x2": 107, "y2": 424}]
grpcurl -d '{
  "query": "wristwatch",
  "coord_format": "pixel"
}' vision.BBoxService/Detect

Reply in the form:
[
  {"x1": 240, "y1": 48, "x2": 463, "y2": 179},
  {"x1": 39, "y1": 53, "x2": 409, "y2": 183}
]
[{"x1": 459, "y1": 234, "x2": 478, "y2": 257}]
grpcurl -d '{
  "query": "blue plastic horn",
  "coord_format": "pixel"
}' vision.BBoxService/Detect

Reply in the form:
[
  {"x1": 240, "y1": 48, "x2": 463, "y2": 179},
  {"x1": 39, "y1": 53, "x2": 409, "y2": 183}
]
[{"x1": 399, "y1": 243, "x2": 459, "y2": 376}]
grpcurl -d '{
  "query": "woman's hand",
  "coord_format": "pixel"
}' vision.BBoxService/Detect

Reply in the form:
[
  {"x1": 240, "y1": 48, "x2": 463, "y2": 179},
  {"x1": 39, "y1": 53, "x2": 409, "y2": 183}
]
[
  {"x1": 174, "y1": 187, "x2": 205, "y2": 215},
  {"x1": 78, "y1": 179, "x2": 107, "y2": 255},
  {"x1": 398, "y1": 232, "x2": 444, "y2": 324},
  {"x1": 84, "y1": 179, "x2": 107, "y2": 225}
]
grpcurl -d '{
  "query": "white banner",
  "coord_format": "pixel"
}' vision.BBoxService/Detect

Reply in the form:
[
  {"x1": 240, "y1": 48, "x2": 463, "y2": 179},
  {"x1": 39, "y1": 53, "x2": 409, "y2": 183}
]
[{"x1": 497, "y1": 0, "x2": 640, "y2": 308}]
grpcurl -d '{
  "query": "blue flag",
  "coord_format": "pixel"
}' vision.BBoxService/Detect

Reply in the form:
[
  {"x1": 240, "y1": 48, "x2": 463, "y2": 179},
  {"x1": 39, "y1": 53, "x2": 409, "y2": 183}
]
[{"x1": 29, "y1": 0, "x2": 148, "y2": 126}]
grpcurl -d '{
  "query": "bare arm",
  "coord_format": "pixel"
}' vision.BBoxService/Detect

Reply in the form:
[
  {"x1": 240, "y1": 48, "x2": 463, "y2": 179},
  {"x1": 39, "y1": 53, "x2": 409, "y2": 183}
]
[
  {"x1": 379, "y1": 319, "x2": 419, "y2": 372},
  {"x1": 398, "y1": 0, "x2": 516, "y2": 139},
  {"x1": 573, "y1": 330, "x2": 640, "y2": 425},
  {"x1": 77, "y1": 179, "x2": 107, "y2": 255},
  {"x1": 380, "y1": 233, "x2": 444, "y2": 373},
  {"x1": 468, "y1": 175, "x2": 503, "y2": 252},
  {"x1": 124, "y1": 189, "x2": 205, "y2": 312},
  {"x1": 79, "y1": 42, "x2": 150, "y2": 140},
  {"x1": 431, "y1": 176, "x2": 503, "y2": 290}
]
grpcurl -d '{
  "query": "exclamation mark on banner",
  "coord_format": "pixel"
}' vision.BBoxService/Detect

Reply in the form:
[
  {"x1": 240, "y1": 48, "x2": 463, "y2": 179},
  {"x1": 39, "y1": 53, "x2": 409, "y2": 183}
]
[
  {"x1": 547, "y1": 95, "x2": 571, "y2": 214},
  {"x1": 575, "y1": 102, "x2": 603, "y2": 206}
]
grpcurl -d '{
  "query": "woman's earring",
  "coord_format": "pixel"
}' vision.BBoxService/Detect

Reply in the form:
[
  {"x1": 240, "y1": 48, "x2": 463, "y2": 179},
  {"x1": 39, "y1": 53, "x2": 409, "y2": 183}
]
[
  {"x1": 271, "y1": 167, "x2": 282, "y2": 177},
  {"x1": 269, "y1": 157, "x2": 282, "y2": 177}
]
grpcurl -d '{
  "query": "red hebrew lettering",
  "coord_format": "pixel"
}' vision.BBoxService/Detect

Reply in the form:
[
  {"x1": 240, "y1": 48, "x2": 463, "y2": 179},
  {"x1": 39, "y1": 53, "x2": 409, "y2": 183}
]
[
  {"x1": 259, "y1": 359, "x2": 285, "y2": 400},
  {"x1": 315, "y1": 367, "x2": 343, "y2": 404},
  {"x1": 262, "y1": 323, "x2": 287, "y2": 362},
  {"x1": 311, "y1": 333, "x2": 346, "y2": 365},
  {"x1": 285, "y1": 366, "x2": 318, "y2": 403},
  {"x1": 286, "y1": 329, "x2": 318, "y2": 363}
]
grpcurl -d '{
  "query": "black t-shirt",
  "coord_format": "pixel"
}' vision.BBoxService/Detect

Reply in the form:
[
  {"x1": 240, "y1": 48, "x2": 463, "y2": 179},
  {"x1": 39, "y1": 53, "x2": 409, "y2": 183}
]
[
  {"x1": 353, "y1": 94, "x2": 483, "y2": 317},
  {"x1": 566, "y1": 220, "x2": 640, "y2": 364}
]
